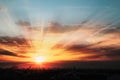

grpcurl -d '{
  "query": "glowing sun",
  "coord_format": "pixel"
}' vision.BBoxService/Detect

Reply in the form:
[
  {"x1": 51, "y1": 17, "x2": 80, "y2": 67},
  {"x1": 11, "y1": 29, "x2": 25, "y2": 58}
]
[{"x1": 34, "y1": 57, "x2": 46, "y2": 63}]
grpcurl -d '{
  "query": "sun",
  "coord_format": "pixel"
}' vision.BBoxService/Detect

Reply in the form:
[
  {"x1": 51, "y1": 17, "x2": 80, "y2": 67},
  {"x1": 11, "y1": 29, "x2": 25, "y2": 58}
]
[{"x1": 34, "y1": 56, "x2": 46, "y2": 64}]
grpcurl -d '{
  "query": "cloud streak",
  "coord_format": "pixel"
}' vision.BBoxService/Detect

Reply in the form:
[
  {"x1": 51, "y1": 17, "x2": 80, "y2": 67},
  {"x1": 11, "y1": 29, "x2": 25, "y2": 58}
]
[{"x1": 0, "y1": 49, "x2": 28, "y2": 58}]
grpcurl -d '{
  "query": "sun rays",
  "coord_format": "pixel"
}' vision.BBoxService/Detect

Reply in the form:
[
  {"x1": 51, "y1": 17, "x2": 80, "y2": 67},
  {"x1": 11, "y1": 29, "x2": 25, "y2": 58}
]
[{"x1": 0, "y1": 2, "x2": 120, "y2": 65}]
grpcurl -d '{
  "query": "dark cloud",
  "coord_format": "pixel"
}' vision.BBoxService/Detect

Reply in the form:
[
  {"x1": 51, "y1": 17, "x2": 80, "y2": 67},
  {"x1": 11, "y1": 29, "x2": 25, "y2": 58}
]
[
  {"x1": 0, "y1": 49, "x2": 29, "y2": 58},
  {"x1": 16, "y1": 20, "x2": 31, "y2": 27},
  {"x1": 86, "y1": 47, "x2": 120, "y2": 59},
  {"x1": 0, "y1": 36, "x2": 29, "y2": 46},
  {"x1": 52, "y1": 41, "x2": 104, "y2": 53},
  {"x1": 47, "y1": 22, "x2": 80, "y2": 33},
  {"x1": 65, "y1": 44, "x2": 92, "y2": 54},
  {"x1": 0, "y1": 36, "x2": 31, "y2": 55},
  {"x1": 0, "y1": 49, "x2": 17, "y2": 56},
  {"x1": 101, "y1": 27, "x2": 120, "y2": 34},
  {"x1": 0, "y1": 36, "x2": 31, "y2": 53},
  {"x1": 0, "y1": 36, "x2": 31, "y2": 56}
]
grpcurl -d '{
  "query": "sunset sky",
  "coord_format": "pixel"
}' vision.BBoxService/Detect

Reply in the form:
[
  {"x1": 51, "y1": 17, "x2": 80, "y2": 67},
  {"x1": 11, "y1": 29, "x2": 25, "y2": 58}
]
[{"x1": 0, "y1": 0, "x2": 120, "y2": 69}]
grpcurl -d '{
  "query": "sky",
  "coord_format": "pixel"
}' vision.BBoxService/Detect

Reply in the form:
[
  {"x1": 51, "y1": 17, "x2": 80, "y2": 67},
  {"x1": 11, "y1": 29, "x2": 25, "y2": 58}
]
[{"x1": 0, "y1": 0, "x2": 120, "y2": 69}]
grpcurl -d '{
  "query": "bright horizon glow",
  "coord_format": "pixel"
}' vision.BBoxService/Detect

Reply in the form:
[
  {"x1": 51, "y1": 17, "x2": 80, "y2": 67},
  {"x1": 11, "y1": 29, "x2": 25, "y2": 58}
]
[{"x1": 34, "y1": 56, "x2": 46, "y2": 64}]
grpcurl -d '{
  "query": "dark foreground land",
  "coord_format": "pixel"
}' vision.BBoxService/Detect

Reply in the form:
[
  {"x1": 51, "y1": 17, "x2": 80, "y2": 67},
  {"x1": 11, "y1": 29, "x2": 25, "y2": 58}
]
[{"x1": 0, "y1": 68, "x2": 120, "y2": 80}]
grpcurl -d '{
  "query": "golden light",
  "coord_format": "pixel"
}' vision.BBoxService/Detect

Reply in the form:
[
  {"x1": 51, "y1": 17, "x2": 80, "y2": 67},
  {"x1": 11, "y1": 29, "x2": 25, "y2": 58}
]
[
  {"x1": 34, "y1": 56, "x2": 46, "y2": 64},
  {"x1": 1, "y1": 21, "x2": 113, "y2": 67}
]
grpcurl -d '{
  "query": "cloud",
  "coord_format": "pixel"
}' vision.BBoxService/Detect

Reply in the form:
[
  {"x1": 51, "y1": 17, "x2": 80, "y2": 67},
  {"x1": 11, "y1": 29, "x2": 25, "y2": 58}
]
[
  {"x1": 0, "y1": 7, "x2": 7, "y2": 12},
  {"x1": 62, "y1": 41, "x2": 103, "y2": 54},
  {"x1": 0, "y1": 49, "x2": 17, "y2": 56},
  {"x1": 0, "y1": 49, "x2": 29, "y2": 58},
  {"x1": 16, "y1": 20, "x2": 120, "y2": 35},
  {"x1": 16, "y1": 20, "x2": 31, "y2": 27},
  {"x1": 16, "y1": 20, "x2": 81, "y2": 33},
  {"x1": 64, "y1": 43, "x2": 120, "y2": 60},
  {"x1": 47, "y1": 22, "x2": 80, "y2": 33},
  {"x1": 0, "y1": 36, "x2": 31, "y2": 56},
  {"x1": 0, "y1": 36, "x2": 29, "y2": 46},
  {"x1": 100, "y1": 26, "x2": 120, "y2": 34},
  {"x1": 87, "y1": 47, "x2": 120, "y2": 59}
]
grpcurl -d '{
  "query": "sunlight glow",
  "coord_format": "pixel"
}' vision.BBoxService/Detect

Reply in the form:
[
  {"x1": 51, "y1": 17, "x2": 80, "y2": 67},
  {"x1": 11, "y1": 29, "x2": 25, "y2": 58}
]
[{"x1": 34, "y1": 56, "x2": 46, "y2": 63}]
